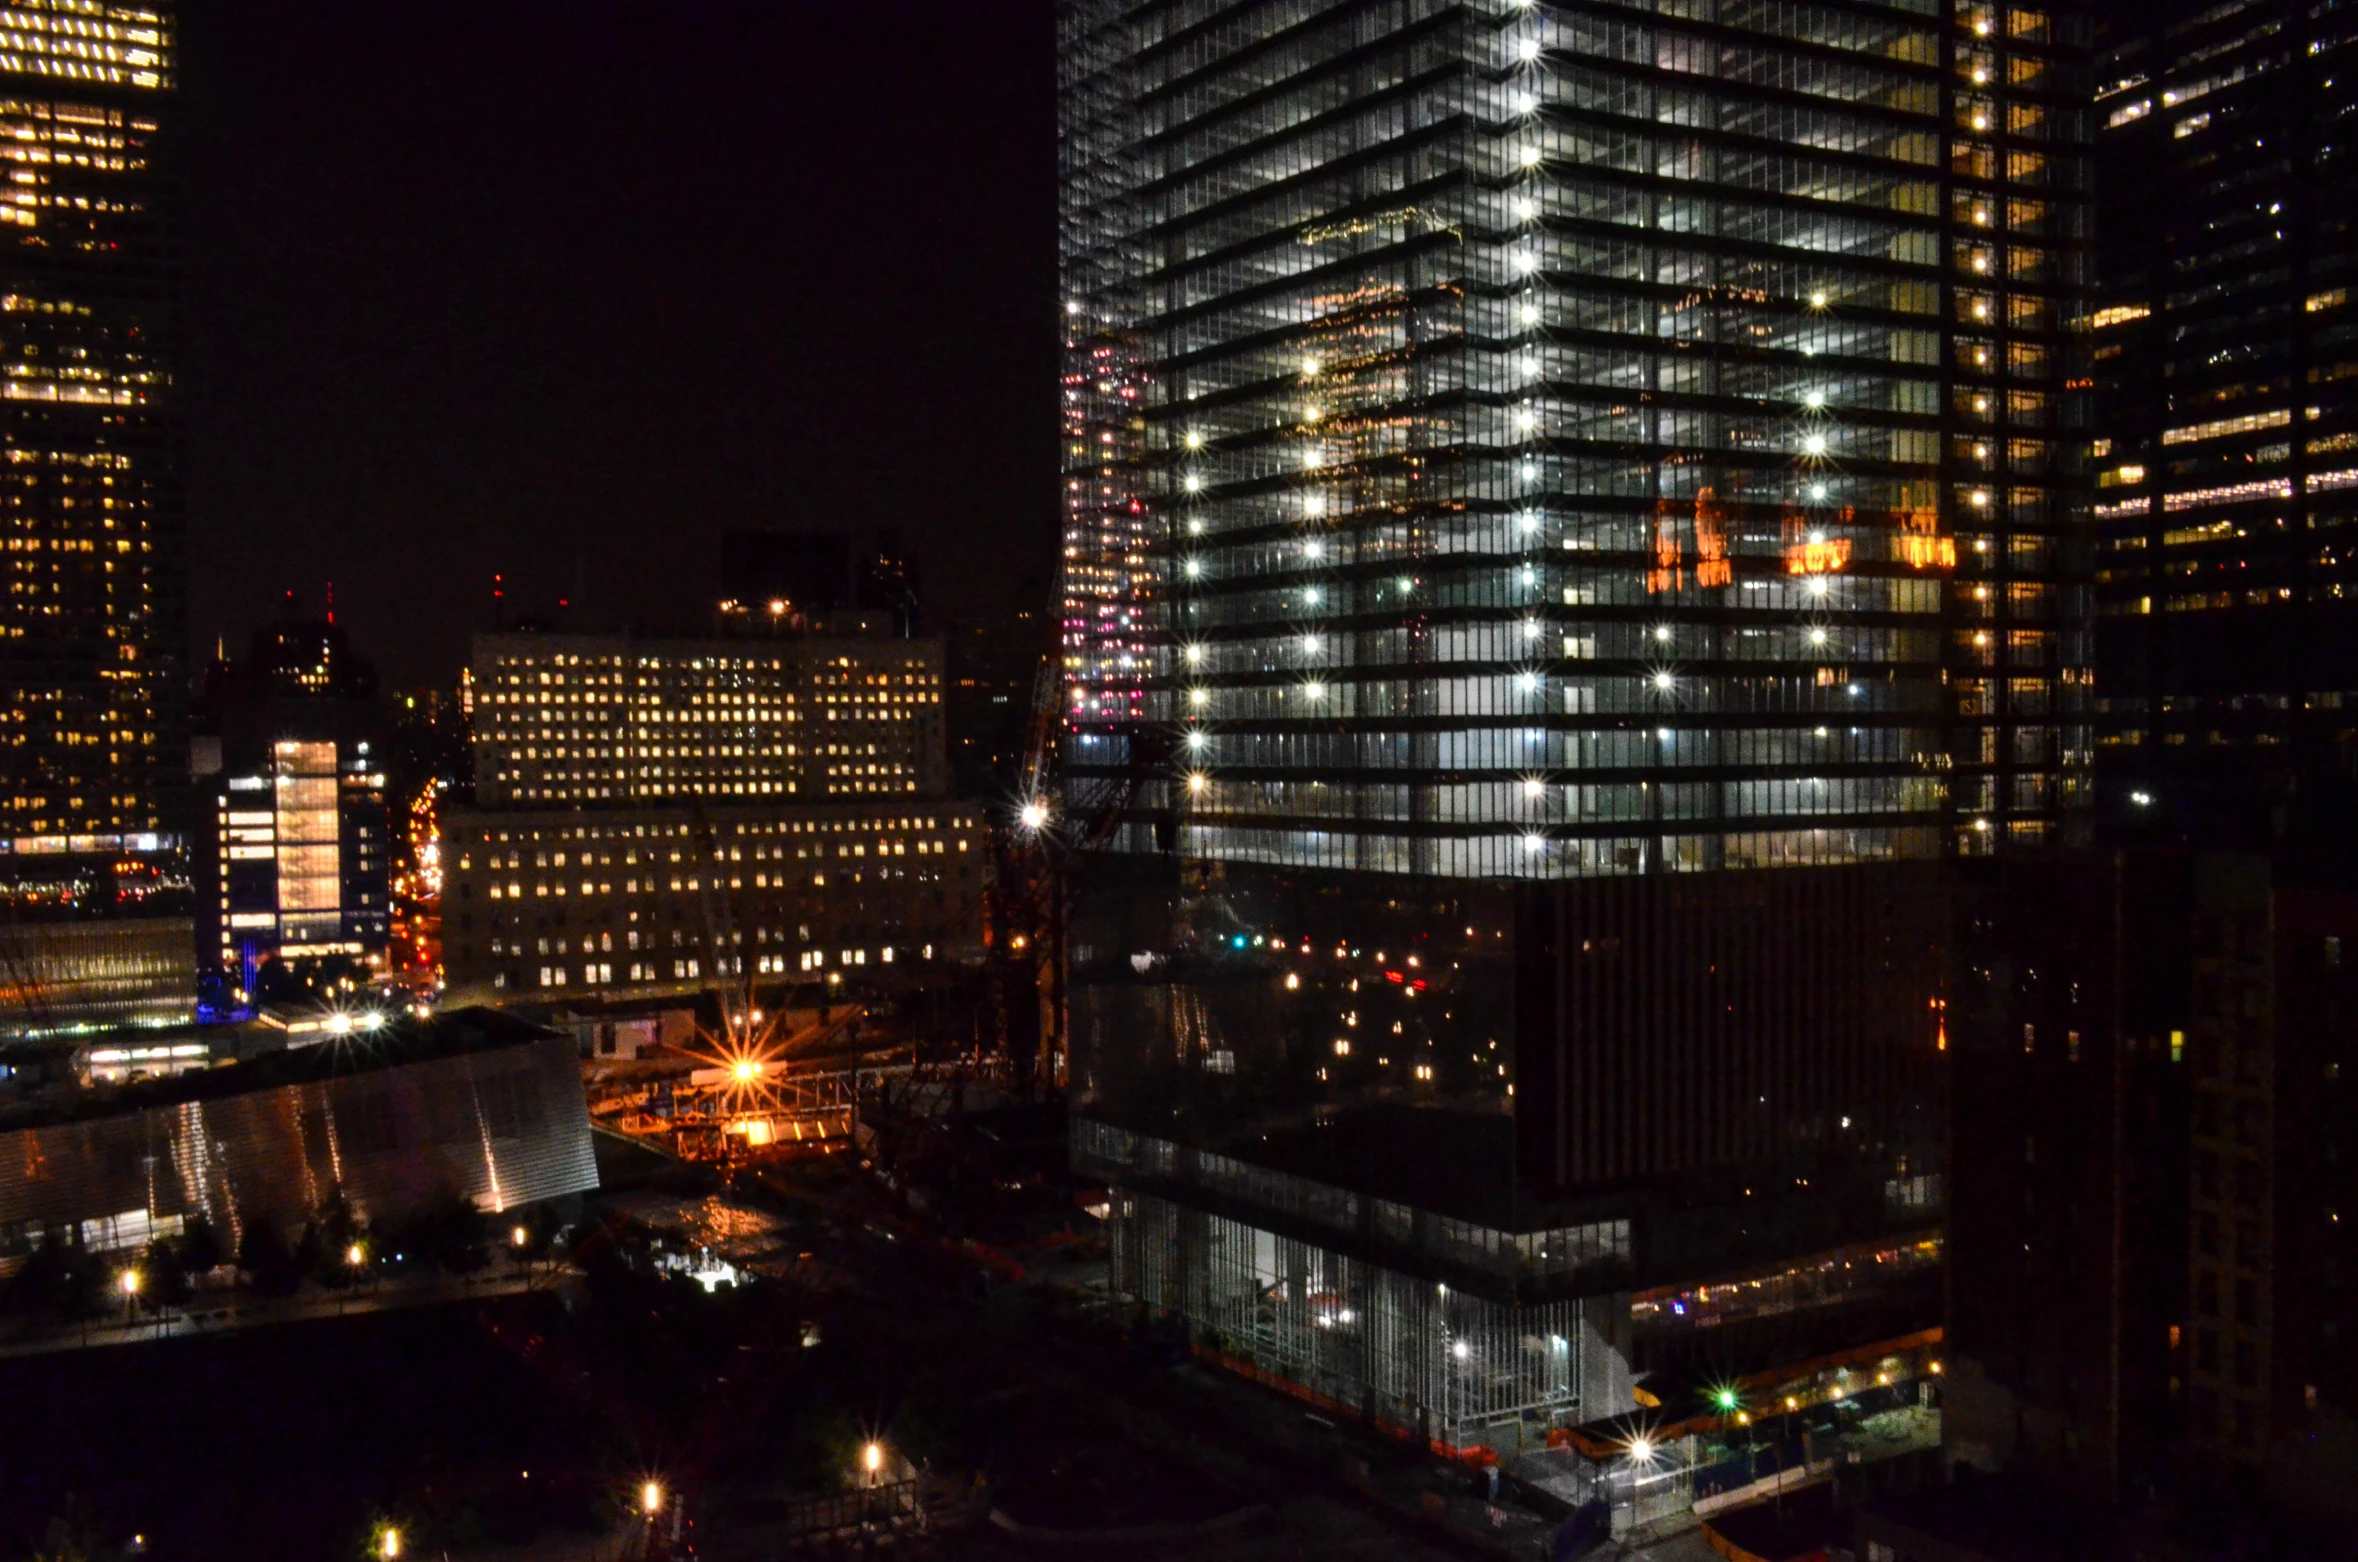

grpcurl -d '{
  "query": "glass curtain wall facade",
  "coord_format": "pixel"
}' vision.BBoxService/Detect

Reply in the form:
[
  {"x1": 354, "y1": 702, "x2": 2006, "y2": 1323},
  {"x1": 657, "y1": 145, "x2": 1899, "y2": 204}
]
[
  {"x1": 0, "y1": 3, "x2": 180, "y2": 866},
  {"x1": 1061, "y1": 0, "x2": 2089, "y2": 872},
  {"x1": 2088, "y1": 0, "x2": 2358, "y2": 815},
  {"x1": 1059, "y1": 0, "x2": 2089, "y2": 1452}
]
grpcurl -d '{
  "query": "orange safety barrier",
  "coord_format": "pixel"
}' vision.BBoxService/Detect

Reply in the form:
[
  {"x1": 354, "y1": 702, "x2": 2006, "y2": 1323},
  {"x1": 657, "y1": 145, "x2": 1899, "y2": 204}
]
[{"x1": 1189, "y1": 1344, "x2": 1499, "y2": 1466}]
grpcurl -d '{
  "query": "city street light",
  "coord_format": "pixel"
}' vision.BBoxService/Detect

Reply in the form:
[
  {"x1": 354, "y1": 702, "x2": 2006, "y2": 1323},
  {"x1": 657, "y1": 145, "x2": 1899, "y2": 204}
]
[
  {"x1": 378, "y1": 1528, "x2": 401, "y2": 1560},
  {"x1": 642, "y1": 1481, "x2": 664, "y2": 1516},
  {"x1": 863, "y1": 1442, "x2": 884, "y2": 1480}
]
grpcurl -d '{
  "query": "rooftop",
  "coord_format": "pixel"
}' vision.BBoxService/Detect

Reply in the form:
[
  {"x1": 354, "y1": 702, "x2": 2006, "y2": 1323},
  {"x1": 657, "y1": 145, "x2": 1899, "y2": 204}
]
[{"x1": 0, "y1": 1007, "x2": 558, "y2": 1132}]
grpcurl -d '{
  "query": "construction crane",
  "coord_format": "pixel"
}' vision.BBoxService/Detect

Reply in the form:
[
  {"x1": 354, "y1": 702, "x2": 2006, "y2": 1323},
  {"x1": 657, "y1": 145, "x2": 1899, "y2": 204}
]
[{"x1": 987, "y1": 615, "x2": 1179, "y2": 1094}]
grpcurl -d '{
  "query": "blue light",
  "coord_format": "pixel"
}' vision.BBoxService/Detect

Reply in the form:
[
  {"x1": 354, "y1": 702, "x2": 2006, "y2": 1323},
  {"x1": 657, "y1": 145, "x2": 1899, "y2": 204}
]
[{"x1": 1231, "y1": 934, "x2": 1248, "y2": 948}]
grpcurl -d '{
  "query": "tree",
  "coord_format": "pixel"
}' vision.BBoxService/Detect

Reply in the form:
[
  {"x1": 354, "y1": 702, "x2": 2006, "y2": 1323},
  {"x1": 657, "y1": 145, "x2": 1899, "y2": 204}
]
[
  {"x1": 3, "y1": 1240, "x2": 111, "y2": 1323},
  {"x1": 139, "y1": 1239, "x2": 192, "y2": 1311},
  {"x1": 176, "y1": 1215, "x2": 224, "y2": 1274},
  {"x1": 236, "y1": 1219, "x2": 302, "y2": 1296},
  {"x1": 28, "y1": 1495, "x2": 98, "y2": 1562},
  {"x1": 397, "y1": 1187, "x2": 488, "y2": 1275},
  {"x1": 300, "y1": 1188, "x2": 367, "y2": 1287},
  {"x1": 3, "y1": 1239, "x2": 77, "y2": 1319},
  {"x1": 505, "y1": 1203, "x2": 559, "y2": 1277}
]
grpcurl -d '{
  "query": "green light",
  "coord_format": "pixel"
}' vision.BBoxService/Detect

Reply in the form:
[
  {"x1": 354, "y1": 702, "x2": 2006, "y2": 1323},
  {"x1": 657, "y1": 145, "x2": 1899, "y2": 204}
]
[{"x1": 1715, "y1": 1388, "x2": 1740, "y2": 1412}]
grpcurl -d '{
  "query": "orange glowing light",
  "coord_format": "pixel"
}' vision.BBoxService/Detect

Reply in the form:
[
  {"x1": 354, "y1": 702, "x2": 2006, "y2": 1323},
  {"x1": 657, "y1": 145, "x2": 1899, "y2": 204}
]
[
  {"x1": 1783, "y1": 538, "x2": 1852, "y2": 574},
  {"x1": 1898, "y1": 534, "x2": 1957, "y2": 569},
  {"x1": 1647, "y1": 498, "x2": 1685, "y2": 595},
  {"x1": 1694, "y1": 490, "x2": 1731, "y2": 590}
]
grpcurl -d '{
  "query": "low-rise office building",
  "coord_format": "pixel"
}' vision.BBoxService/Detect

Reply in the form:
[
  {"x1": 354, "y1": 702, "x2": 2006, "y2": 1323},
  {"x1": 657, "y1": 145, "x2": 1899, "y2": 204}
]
[
  {"x1": 469, "y1": 630, "x2": 945, "y2": 807},
  {"x1": 438, "y1": 799, "x2": 985, "y2": 1003},
  {"x1": 445, "y1": 622, "x2": 984, "y2": 1008},
  {"x1": 0, "y1": 1008, "x2": 596, "y2": 1266}
]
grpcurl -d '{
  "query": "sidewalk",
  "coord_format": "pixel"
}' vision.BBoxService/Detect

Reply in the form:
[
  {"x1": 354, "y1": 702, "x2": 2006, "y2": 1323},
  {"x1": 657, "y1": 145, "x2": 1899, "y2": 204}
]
[{"x1": 0, "y1": 1265, "x2": 562, "y2": 1359}]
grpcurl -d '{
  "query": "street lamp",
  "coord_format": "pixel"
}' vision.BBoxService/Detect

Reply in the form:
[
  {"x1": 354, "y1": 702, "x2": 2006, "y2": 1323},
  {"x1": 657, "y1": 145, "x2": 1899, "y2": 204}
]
[
  {"x1": 341, "y1": 1242, "x2": 367, "y2": 1312},
  {"x1": 378, "y1": 1528, "x2": 401, "y2": 1560},
  {"x1": 118, "y1": 1267, "x2": 141, "y2": 1322},
  {"x1": 862, "y1": 1442, "x2": 884, "y2": 1482},
  {"x1": 641, "y1": 1480, "x2": 664, "y2": 1517}
]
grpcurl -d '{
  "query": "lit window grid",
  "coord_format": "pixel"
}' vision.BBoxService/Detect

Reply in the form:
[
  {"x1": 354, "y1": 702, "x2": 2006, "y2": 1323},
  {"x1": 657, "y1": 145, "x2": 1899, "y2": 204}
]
[
  {"x1": 1059, "y1": 329, "x2": 1158, "y2": 732},
  {"x1": 0, "y1": 1, "x2": 170, "y2": 93},
  {"x1": 1061, "y1": 0, "x2": 2088, "y2": 872},
  {"x1": 2086, "y1": 0, "x2": 2358, "y2": 730},
  {"x1": 1, "y1": 55, "x2": 176, "y2": 848},
  {"x1": 471, "y1": 637, "x2": 945, "y2": 808},
  {"x1": 440, "y1": 803, "x2": 985, "y2": 999}
]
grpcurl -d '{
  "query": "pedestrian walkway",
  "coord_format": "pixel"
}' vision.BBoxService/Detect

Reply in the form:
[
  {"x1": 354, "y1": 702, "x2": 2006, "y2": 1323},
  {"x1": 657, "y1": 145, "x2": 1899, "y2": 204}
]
[{"x1": 0, "y1": 1265, "x2": 560, "y2": 1359}]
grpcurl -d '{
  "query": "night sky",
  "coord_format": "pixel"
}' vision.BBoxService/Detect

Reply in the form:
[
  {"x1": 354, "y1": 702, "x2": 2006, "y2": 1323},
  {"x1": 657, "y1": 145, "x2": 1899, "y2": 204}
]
[{"x1": 177, "y1": 1, "x2": 1059, "y2": 688}]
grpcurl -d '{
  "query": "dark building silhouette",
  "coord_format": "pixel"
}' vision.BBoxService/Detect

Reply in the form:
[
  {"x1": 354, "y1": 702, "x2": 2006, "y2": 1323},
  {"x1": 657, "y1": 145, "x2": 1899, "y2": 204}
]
[
  {"x1": 720, "y1": 529, "x2": 855, "y2": 619},
  {"x1": 862, "y1": 530, "x2": 921, "y2": 637},
  {"x1": 718, "y1": 528, "x2": 922, "y2": 635},
  {"x1": 1942, "y1": 850, "x2": 2190, "y2": 1502},
  {"x1": 2176, "y1": 850, "x2": 2358, "y2": 1520},
  {"x1": 2089, "y1": 0, "x2": 2358, "y2": 834},
  {"x1": 945, "y1": 603, "x2": 1044, "y2": 797},
  {"x1": 1935, "y1": 0, "x2": 2358, "y2": 1529}
]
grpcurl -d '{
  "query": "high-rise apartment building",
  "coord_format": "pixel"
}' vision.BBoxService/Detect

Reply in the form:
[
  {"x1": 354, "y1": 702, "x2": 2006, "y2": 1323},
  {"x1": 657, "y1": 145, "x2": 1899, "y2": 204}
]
[
  {"x1": 0, "y1": 2, "x2": 182, "y2": 881},
  {"x1": 443, "y1": 626, "x2": 984, "y2": 1006},
  {"x1": 192, "y1": 619, "x2": 390, "y2": 1005},
  {"x1": 1058, "y1": 0, "x2": 2091, "y2": 1459},
  {"x1": 2089, "y1": 0, "x2": 2358, "y2": 823}
]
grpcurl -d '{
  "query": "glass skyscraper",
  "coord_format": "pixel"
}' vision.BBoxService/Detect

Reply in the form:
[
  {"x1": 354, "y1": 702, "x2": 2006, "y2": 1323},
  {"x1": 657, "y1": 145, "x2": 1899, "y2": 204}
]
[
  {"x1": 2089, "y1": 0, "x2": 2358, "y2": 823},
  {"x1": 1059, "y1": 0, "x2": 2090, "y2": 1461},
  {"x1": 2084, "y1": 0, "x2": 2358, "y2": 1488},
  {"x1": 1, "y1": 3, "x2": 181, "y2": 878}
]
